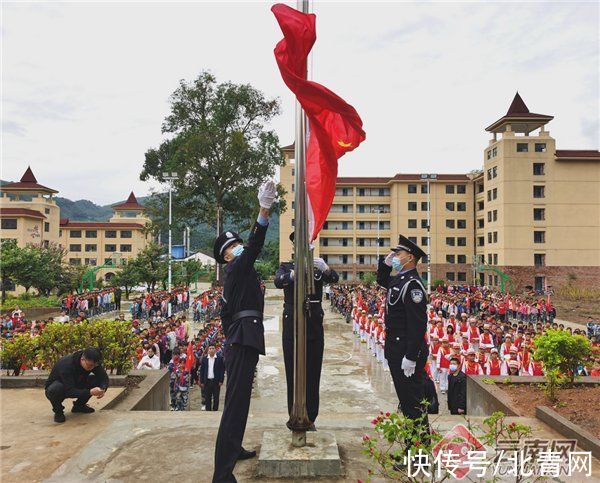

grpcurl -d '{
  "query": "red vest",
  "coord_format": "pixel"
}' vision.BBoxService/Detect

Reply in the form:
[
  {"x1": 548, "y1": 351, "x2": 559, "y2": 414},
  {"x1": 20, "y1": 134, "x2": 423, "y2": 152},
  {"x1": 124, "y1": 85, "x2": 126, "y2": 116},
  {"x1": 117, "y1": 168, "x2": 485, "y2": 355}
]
[
  {"x1": 464, "y1": 361, "x2": 481, "y2": 375},
  {"x1": 487, "y1": 359, "x2": 502, "y2": 376}
]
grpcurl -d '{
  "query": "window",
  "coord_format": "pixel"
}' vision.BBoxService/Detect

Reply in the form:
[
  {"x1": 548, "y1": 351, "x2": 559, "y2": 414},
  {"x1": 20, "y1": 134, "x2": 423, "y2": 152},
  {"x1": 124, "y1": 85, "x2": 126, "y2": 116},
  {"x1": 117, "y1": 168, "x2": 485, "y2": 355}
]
[
  {"x1": 421, "y1": 184, "x2": 428, "y2": 194},
  {"x1": 533, "y1": 186, "x2": 545, "y2": 198},
  {"x1": 457, "y1": 237, "x2": 467, "y2": 246},
  {"x1": 457, "y1": 219, "x2": 466, "y2": 229},
  {"x1": 446, "y1": 254, "x2": 455, "y2": 264},
  {"x1": 408, "y1": 236, "x2": 417, "y2": 243},
  {"x1": 70, "y1": 230, "x2": 82, "y2": 238},
  {"x1": 493, "y1": 232, "x2": 498, "y2": 243},
  {"x1": 457, "y1": 184, "x2": 466, "y2": 194},
  {"x1": 84, "y1": 258, "x2": 97, "y2": 266},
  {"x1": 478, "y1": 236, "x2": 484, "y2": 246},
  {"x1": 421, "y1": 219, "x2": 428, "y2": 229},
  {"x1": 457, "y1": 255, "x2": 467, "y2": 264},
  {"x1": 408, "y1": 202, "x2": 417, "y2": 211},
  {"x1": 69, "y1": 258, "x2": 81, "y2": 265},
  {"x1": 492, "y1": 166, "x2": 497, "y2": 178},
  {"x1": 105, "y1": 244, "x2": 117, "y2": 252},
  {"x1": 446, "y1": 219, "x2": 455, "y2": 229},
  {"x1": 457, "y1": 202, "x2": 466, "y2": 212},
  {"x1": 85, "y1": 230, "x2": 97, "y2": 238},
  {"x1": 69, "y1": 244, "x2": 81, "y2": 252},
  {"x1": 533, "y1": 208, "x2": 545, "y2": 221},
  {"x1": 446, "y1": 184, "x2": 455, "y2": 194},
  {"x1": 535, "y1": 276, "x2": 545, "y2": 292},
  {"x1": 492, "y1": 188, "x2": 497, "y2": 200},
  {"x1": 408, "y1": 219, "x2": 417, "y2": 229},
  {"x1": 421, "y1": 237, "x2": 428, "y2": 246},
  {"x1": 533, "y1": 163, "x2": 545, "y2": 175},
  {"x1": 106, "y1": 230, "x2": 117, "y2": 238},
  {"x1": 342, "y1": 238, "x2": 349, "y2": 247},
  {"x1": 493, "y1": 254, "x2": 498, "y2": 265},
  {"x1": 421, "y1": 201, "x2": 429, "y2": 211},
  {"x1": 120, "y1": 244, "x2": 132, "y2": 252},
  {"x1": 488, "y1": 232, "x2": 492, "y2": 244},
  {"x1": 121, "y1": 230, "x2": 132, "y2": 238},
  {"x1": 487, "y1": 211, "x2": 492, "y2": 222},
  {"x1": 493, "y1": 210, "x2": 498, "y2": 222},
  {"x1": 488, "y1": 254, "x2": 493, "y2": 264},
  {"x1": 477, "y1": 201, "x2": 484, "y2": 211},
  {"x1": 446, "y1": 237, "x2": 455, "y2": 246},
  {"x1": 457, "y1": 272, "x2": 467, "y2": 282},
  {"x1": 358, "y1": 188, "x2": 365, "y2": 196},
  {"x1": 535, "y1": 143, "x2": 546, "y2": 152},
  {"x1": 85, "y1": 244, "x2": 97, "y2": 252},
  {"x1": 478, "y1": 219, "x2": 484, "y2": 229},
  {"x1": 517, "y1": 143, "x2": 529, "y2": 152},
  {"x1": 322, "y1": 238, "x2": 329, "y2": 246},
  {"x1": 487, "y1": 190, "x2": 492, "y2": 202},
  {"x1": 487, "y1": 169, "x2": 492, "y2": 181},
  {"x1": 534, "y1": 254, "x2": 546, "y2": 266},
  {"x1": 487, "y1": 150, "x2": 492, "y2": 160},
  {"x1": 492, "y1": 147, "x2": 497, "y2": 157},
  {"x1": 446, "y1": 202, "x2": 455, "y2": 211},
  {"x1": 478, "y1": 183, "x2": 484, "y2": 193},
  {"x1": 1, "y1": 219, "x2": 17, "y2": 229},
  {"x1": 408, "y1": 184, "x2": 417, "y2": 194},
  {"x1": 44, "y1": 222, "x2": 50, "y2": 232},
  {"x1": 292, "y1": 184, "x2": 295, "y2": 192},
  {"x1": 446, "y1": 272, "x2": 455, "y2": 282},
  {"x1": 44, "y1": 208, "x2": 50, "y2": 214},
  {"x1": 534, "y1": 231, "x2": 545, "y2": 243},
  {"x1": 421, "y1": 255, "x2": 428, "y2": 264}
]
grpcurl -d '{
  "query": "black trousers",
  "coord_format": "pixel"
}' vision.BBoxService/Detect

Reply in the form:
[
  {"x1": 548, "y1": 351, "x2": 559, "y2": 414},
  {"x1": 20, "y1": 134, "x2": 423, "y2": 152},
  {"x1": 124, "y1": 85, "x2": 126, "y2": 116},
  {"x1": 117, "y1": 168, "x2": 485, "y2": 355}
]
[
  {"x1": 282, "y1": 334, "x2": 324, "y2": 423},
  {"x1": 387, "y1": 353, "x2": 430, "y2": 424},
  {"x1": 45, "y1": 375, "x2": 99, "y2": 413},
  {"x1": 212, "y1": 344, "x2": 259, "y2": 483},
  {"x1": 205, "y1": 379, "x2": 221, "y2": 411}
]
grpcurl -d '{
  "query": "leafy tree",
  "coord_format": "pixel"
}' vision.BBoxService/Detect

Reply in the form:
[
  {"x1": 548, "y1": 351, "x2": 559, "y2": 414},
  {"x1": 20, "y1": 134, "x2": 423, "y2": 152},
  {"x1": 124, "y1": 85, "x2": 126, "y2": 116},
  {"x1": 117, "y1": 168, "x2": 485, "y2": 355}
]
[
  {"x1": 534, "y1": 329, "x2": 593, "y2": 384},
  {"x1": 132, "y1": 242, "x2": 168, "y2": 291},
  {"x1": 362, "y1": 272, "x2": 377, "y2": 286},
  {"x1": 0, "y1": 240, "x2": 23, "y2": 303},
  {"x1": 140, "y1": 71, "x2": 287, "y2": 247},
  {"x1": 111, "y1": 260, "x2": 141, "y2": 299},
  {"x1": 30, "y1": 243, "x2": 67, "y2": 296},
  {"x1": 55, "y1": 263, "x2": 87, "y2": 296}
]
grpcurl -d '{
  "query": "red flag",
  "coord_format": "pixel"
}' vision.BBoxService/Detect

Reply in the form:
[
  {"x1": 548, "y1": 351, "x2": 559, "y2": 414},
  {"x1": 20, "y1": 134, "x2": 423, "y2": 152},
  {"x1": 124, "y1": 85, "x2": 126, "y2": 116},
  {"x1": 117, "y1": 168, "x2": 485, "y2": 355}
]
[
  {"x1": 184, "y1": 342, "x2": 195, "y2": 372},
  {"x1": 272, "y1": 4, "x2": 366, "y2": 241}
]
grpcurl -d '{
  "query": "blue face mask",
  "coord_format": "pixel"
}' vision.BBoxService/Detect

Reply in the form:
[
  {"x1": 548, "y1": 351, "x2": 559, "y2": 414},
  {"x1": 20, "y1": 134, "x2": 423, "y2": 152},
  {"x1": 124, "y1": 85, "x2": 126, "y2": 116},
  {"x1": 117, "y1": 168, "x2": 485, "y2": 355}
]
[
  {"x1": 392, "y1": 257, "x2": 404, "y2": 272},
  {"x1": 231, "y1": 245, "x2": 244, "y2": 257}
]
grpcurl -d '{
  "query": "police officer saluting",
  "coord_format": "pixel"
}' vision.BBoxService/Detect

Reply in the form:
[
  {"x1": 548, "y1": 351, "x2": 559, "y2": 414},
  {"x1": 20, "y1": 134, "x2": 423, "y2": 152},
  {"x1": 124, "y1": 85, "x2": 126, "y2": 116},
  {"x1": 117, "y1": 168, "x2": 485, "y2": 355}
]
[
  {"x1": 274, "y1": 232, "x2": 339, "y2": 430},
  {"x1": 212, "y1": 180, "x2": 277, "y2": 483},
  {"x1": 377, "y1": 235, "x2": 429, "y2": 429}
]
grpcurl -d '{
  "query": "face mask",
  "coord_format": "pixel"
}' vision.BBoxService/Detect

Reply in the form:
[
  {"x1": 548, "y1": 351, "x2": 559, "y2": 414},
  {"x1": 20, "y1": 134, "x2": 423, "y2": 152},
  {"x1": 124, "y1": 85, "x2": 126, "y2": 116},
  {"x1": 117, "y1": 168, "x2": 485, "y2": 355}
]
[
  {"x1": 449, "y1": 363, "x2": 458, "y2": 372},
  {"x1": 232, "y1": 245, "x2": 244, "y2": 257},
  {"x1": 392, "y1": 255, "x2": 409, "y2": 272}
]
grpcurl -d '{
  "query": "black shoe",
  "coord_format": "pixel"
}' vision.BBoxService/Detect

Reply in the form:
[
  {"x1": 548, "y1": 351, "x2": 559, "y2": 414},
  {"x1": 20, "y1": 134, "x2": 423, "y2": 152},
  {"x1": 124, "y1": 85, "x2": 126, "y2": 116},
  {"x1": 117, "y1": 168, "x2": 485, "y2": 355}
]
[
  {"x1": 307, "y1": 423, "x2": 317, "y2": 432},
  {"x1": 238, "y1": 448, "x2": 257, "y2": 460},
  {"x1": 54, "y1": 412, "x2": 66, "y2": 423},
  {"x1": 72, "y1": 404, "x2": 95, "y2": 414}
]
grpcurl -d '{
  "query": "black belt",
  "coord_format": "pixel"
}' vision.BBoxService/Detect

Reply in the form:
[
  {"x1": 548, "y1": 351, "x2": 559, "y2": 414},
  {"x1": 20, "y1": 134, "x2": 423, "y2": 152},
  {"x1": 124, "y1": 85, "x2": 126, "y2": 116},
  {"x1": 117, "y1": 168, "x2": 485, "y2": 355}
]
[{"x1": 231, "y1": 310, "x2": 263, "y2": 322}]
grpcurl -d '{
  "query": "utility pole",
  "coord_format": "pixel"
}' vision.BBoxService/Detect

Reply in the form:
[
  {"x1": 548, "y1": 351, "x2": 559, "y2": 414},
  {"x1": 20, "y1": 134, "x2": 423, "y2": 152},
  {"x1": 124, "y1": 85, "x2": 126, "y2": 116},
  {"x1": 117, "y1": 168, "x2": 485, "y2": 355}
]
[
  {"x1": 163, "y1": 172, "x2": 179, "y2": 315},
  {"x1": 421, "y1": 174, "x2": 437, "y2": 294}
]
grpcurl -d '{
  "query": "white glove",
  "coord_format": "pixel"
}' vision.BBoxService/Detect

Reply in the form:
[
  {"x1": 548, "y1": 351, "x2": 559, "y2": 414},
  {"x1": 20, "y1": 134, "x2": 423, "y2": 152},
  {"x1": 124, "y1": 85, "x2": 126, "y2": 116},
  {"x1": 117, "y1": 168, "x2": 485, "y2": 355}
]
[
  {"x1": 384, "y1": 252, "x2": 395, "y2": 267},
  {"x1": 401, "y1": 356, "x2": 416, "y2": 378},
  {"x1": 258, "y1": 180, "x2": 277, "y2": 209},
  {"x1": 290, "y1": 269, "x2": 294, "y2": 281},
  {"x1": 313, "y1": 257, "x2": 329, "y2": 272}
]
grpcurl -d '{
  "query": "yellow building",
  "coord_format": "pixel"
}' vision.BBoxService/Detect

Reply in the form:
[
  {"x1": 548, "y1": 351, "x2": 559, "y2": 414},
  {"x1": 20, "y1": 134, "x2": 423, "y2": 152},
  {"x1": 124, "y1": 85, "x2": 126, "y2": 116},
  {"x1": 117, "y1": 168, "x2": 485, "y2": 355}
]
[
  {"x1": 0, "y1": 167, "x2": 150, "y2": 289},
  {"x1": 279, "y1": 93, "x2": 600, "y2": 290}
]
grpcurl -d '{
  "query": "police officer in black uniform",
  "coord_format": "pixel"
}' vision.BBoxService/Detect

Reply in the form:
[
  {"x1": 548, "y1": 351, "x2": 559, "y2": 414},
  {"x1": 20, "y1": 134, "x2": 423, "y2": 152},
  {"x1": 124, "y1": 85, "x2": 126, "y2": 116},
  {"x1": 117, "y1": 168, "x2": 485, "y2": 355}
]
[
  {"x1": 212, "y1": 180, "x2": 277, "y2": 483},
  {"x1": 377, "y1": 235, "x2": 429, "y2": 427},
  {"x1": 274, "y1": 232, "x2": 339, "y2": 429}
]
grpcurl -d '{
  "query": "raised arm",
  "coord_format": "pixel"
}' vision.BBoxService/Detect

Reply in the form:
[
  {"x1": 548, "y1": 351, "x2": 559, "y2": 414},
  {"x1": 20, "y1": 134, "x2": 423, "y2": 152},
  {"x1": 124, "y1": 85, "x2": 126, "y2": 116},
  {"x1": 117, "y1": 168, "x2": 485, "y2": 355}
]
[{"x1": 377, "y1": 253, "x2": 395, "y2": 289}]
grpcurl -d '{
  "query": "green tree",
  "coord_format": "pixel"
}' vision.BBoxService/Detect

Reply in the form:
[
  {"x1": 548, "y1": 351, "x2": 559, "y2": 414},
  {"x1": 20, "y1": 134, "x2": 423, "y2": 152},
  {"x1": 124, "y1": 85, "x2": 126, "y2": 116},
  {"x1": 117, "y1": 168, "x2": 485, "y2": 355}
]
[
  {"x1": 55, "y1": 263, "x2": 87, "y2": 296},
  {"x1": 132, "y1": 242, "x2": 168, "y2": 291},
  {"x1": 111, "y1": 260, "x2": 141, "y2": 299},
  {"x1": 140, "y1": 71, "x2": 287, "y2": 243},
  {"x1": 362, "y1": 272, "x2": 377, "y2": 286},
  {"x1": 30, "y1": 243, "x2": 67, "y2": 296},
  {"x1": 534, "y1": 329, "x2": 593, "y2": 384},
  {"x1": 0, "y1": 240, "x2": 23, "y2": 303}
]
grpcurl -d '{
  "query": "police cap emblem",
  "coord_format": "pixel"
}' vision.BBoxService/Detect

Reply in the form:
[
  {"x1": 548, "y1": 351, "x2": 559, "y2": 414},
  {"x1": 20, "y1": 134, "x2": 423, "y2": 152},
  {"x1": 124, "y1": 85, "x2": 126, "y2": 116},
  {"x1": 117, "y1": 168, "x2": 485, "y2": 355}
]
[
  {"x1": 226, "y1": 231, "x2": 233, "y2": 238},
  {"x1": 410, "y1": 289, "x2": 424, "y2": 303}
]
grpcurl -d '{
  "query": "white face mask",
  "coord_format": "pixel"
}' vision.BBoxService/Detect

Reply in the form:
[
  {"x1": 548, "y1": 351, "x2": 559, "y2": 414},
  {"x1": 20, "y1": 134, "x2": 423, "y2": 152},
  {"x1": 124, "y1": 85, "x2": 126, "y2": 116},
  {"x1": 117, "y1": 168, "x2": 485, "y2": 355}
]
[{"x1": 449, "y1": 363, "x2": 458, "y2": 372}]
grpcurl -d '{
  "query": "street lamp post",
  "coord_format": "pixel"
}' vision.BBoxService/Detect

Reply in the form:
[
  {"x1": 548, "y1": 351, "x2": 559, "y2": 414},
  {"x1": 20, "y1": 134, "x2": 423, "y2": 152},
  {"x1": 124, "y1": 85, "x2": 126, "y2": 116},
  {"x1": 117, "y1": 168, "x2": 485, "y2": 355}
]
[
  {"x1": 163, "y1": 172, "x2": 179, "y2": 316},
  {"x1": 420, "y1": 174, "x2": 437, "y2": 294}
]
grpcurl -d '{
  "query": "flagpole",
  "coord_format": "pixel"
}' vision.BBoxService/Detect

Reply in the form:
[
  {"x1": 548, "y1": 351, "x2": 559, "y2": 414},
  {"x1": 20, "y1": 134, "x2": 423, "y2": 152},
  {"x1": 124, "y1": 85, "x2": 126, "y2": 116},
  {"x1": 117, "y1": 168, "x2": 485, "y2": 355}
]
[{"x1": 289, "y1": 0, "x2": 311, "y2": 449}]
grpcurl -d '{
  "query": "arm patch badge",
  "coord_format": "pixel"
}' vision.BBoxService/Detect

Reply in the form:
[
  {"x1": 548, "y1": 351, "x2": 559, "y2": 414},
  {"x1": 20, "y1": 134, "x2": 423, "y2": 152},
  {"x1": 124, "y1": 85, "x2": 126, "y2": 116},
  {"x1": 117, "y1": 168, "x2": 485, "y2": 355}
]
[{"x1": 410, "y1": 289, "x2": 424, "y2": 303}]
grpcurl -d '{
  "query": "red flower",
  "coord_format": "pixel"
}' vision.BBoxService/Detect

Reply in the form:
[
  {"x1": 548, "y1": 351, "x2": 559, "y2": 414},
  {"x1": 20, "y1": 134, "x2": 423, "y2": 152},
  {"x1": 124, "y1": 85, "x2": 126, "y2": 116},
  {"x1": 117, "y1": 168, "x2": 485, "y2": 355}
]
[
  {"x1": 363, "y1": 435, "x2": 370, "y2": 441},
  {"x1": 371, "y1": 418, "x2": 378, "y2": 425},
  {"x1": 415, "y1": 441, "x2": 421, "y2": 447},
  {"x1": 385, "y1": 412, "x2": 391, "y2": 417}
]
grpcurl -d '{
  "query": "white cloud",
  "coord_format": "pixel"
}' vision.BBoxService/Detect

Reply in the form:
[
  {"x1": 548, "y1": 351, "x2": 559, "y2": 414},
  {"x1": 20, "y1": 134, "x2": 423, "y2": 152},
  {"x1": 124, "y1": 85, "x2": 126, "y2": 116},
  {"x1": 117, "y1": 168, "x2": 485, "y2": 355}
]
[{"x1": 2, "y1": 1, "x2": 598, "y2": 204}]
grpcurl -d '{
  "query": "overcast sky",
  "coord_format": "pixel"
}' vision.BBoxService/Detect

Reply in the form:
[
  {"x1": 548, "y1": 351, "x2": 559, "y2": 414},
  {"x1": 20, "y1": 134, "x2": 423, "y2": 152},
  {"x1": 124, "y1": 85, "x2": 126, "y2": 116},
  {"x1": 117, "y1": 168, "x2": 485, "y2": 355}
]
[{"x1": 2, "y1": 1, "x2": 598, "y2": 205}]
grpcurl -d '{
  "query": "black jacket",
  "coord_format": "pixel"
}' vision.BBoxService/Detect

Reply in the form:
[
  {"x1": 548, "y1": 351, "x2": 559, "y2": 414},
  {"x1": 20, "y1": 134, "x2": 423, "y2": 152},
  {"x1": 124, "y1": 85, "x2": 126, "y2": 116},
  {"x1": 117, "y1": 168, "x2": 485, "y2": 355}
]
[
  {"x1": 45, "y1": 350, "x2": 109, "y2": 399},
  {"x1": 274, "y1": 262, "x2": 339, "y2": 341},
  {"x1": 447, "y1": 370, "x2": 467, "y2": 415},
  {"x1": 377, "y1": 263, "x2": 428, "y2": 362},
  {"x1": 221, "y1": 221, "x2": 268, "y2": 354},
  {"x1": 198, "y1": 355, "x2": 225, "y2": 385}
]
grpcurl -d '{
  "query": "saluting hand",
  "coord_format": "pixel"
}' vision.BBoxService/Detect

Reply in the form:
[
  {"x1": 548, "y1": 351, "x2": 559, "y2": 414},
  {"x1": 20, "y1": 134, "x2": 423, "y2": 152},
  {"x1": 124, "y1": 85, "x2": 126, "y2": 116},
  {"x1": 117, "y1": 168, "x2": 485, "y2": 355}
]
[{"x1": 384, "y1": 252, "x2": 395, "y2": 267}]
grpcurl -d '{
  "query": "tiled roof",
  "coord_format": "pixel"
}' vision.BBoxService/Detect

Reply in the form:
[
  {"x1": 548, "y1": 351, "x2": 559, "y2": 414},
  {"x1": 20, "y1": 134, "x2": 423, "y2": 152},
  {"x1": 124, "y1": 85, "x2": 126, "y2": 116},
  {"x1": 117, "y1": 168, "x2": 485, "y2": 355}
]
[
  {"x1": 2, "y1": 167, "x2": 58, "y2": 193},
  {"x1": 0, "y1": 208, "x2": 46, "y2": 219},
  {"x1": 555, "y1": 150, "x2": 600, "y2": 159},
  {"x1": 486, "y1": 92, "x2": 553, "y2": 132},
  {"x1": 59, "y1": 220, "x2": 145, "y2": 229},
  {"x1": 112, "y1": 192, "x2": 144, "y2": 210},
  {"x1": 337, "y1": 173, "x2": 471, "y2": 184}
]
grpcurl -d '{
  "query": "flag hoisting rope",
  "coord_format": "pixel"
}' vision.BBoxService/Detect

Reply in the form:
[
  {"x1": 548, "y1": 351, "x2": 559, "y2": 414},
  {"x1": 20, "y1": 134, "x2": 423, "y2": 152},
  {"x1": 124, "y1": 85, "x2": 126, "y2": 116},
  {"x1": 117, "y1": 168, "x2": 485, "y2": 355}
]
[{"x1": 271, "y1": 0, "x2": 366, "y2": 448}]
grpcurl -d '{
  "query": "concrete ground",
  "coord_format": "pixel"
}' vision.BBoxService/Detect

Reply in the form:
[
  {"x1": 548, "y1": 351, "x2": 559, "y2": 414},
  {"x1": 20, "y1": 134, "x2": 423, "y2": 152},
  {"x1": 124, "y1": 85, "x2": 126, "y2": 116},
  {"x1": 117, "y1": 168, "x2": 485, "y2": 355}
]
[{"x1": 2, "y1": 291, "x2": 598, "y2": 482}]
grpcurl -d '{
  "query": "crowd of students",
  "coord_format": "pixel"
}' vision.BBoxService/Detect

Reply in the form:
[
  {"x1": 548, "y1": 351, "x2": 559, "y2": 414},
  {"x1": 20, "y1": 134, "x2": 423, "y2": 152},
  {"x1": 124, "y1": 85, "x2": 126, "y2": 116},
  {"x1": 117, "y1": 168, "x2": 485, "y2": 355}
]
[
  {"x1": 331, "y1": 283, "x2": 600, "y2": 402},
  {"x1": 192, "y1": 288, "x2": 222, "y2": 322},
  {"x1": 61, "y1": 287, "x2": 122, "y2": 317},
  {"x1": 130, "y1": 287, "x2": 190, "y2": 320}
]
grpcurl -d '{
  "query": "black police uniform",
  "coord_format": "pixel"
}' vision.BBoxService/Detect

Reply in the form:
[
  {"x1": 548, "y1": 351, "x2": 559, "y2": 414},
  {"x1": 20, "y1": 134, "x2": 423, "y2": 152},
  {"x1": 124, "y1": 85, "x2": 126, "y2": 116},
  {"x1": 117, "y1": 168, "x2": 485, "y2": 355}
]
[
  {"x1": 45, "y1": 350, "x2": 109, "y2": 414},
  {"x1": 377, "y1": 237, "x2": 429, "y2": 422},
  {"x1": 212, "y1": 221, "x2": 268, "y2": 483},
  {"x1": 274, "y1": 261, "x2": 339, "y2": 424}
]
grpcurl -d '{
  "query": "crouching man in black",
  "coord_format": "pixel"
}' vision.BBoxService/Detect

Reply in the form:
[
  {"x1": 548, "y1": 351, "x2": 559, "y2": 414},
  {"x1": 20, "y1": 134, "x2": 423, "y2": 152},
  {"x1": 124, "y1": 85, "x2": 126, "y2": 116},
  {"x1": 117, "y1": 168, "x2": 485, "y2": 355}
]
[{"x1": 45, "y1": 347, "x2": 109, "y2": 423}]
